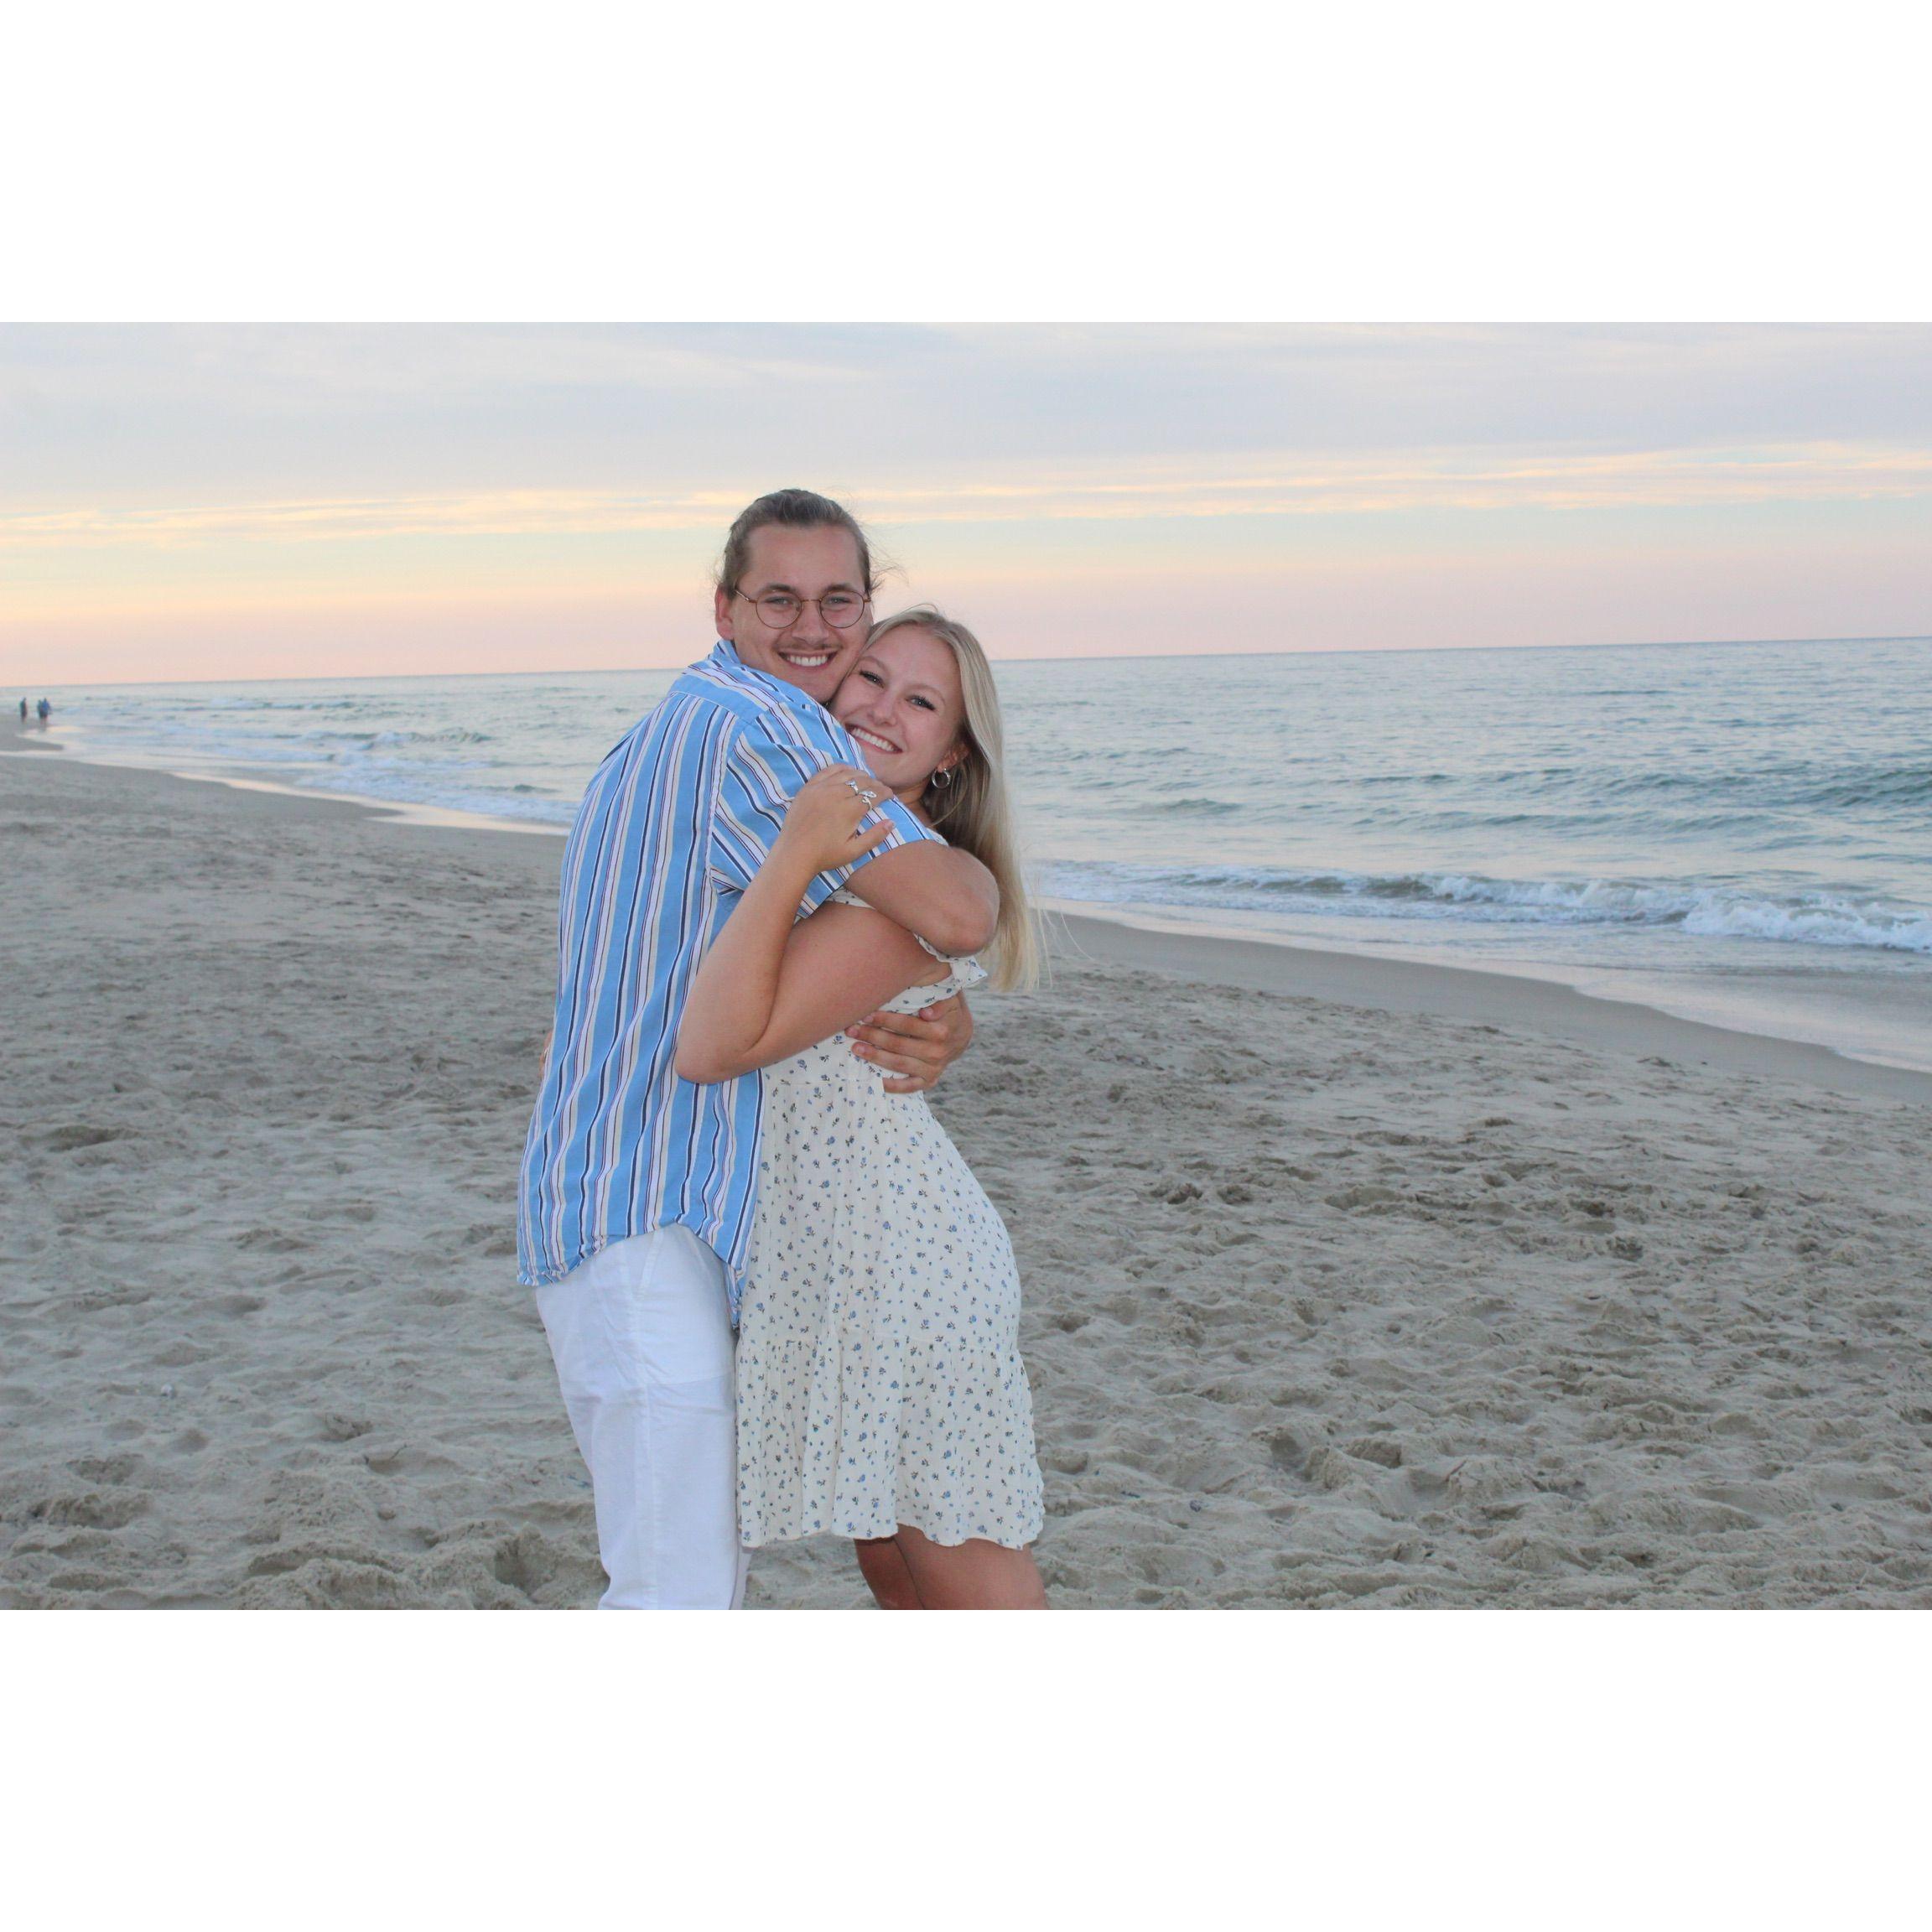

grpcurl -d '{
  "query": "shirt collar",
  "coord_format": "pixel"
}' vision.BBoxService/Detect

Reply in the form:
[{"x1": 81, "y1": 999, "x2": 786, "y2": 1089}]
[{"x1": 703, "y1": 638, "x2": 829, "y2": 721}]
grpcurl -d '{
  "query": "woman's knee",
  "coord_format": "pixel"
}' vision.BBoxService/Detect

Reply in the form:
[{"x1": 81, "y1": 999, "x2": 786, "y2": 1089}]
[{"x1": 854, "y1": 1535, "x2": 925, "y2": 1610}]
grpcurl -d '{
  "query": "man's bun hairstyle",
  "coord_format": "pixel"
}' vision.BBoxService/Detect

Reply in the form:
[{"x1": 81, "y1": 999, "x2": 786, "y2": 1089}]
[{"x1": 716, "y1": 488, "x2": 877, "y2": 599}]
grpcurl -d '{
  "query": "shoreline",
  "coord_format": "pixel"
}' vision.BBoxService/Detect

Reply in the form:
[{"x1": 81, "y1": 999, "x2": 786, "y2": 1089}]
[
  {"x1": 2, "y1": 721, "x2": 562, "y2": 835},
  {"x1": 14, "y1": 724, "x2": 1929, "y2": 1107},
  {"x1": 1042, "y1": 903, "x2": 1932, "y2": 1107}
]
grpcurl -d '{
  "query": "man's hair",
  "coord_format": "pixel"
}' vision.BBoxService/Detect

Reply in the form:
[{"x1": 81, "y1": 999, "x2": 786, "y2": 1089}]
[{"x1": 715, "y1": 488, "x2": 876, "y2": 600}]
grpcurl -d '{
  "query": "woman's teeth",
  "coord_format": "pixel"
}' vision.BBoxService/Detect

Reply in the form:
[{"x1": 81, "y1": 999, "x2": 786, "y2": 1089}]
[{"x1": 850, "y1": 727, "x2": 898, "y2": 754}]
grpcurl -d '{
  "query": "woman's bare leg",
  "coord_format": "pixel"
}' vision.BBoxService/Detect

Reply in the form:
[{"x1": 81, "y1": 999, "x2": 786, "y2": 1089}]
[
  {"x1": 892, "y1": 1524, "x2": 1046, "y2": 1609},
  {"x1": 854, "y1": 1535, "x2": 925, "y2": 1609}
]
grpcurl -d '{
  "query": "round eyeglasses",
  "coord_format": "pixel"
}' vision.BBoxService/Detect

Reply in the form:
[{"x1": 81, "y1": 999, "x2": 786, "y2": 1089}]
[{"x1": 735, "y1": 589, "x2": 870, "y2": 631}]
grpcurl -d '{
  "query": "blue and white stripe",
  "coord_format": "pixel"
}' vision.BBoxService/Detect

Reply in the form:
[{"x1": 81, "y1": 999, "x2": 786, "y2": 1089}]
[{"x1": 517, "y1": 641, "x2": 938, "y2": 1309}]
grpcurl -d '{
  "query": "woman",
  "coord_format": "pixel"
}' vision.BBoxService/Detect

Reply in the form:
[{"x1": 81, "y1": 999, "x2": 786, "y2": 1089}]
[{"x1": 676, "y1": 606, "x2": 1046, "y2": 1610}]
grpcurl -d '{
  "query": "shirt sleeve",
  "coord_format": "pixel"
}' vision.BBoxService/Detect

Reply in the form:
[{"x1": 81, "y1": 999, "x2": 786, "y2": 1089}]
[{"x1": 710, "y1": 703, "x2": 943, "y2": 911}]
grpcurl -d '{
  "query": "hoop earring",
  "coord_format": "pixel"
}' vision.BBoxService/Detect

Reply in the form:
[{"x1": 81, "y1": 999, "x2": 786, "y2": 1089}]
[{"x1": 930, "y1": 766, "x2": 956, "y2": 789}]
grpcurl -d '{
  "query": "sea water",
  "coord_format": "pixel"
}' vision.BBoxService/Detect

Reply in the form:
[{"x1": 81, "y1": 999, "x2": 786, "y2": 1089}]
[{"x1": 43, "y1": 635, "x2": 1932, "y2": 1072}]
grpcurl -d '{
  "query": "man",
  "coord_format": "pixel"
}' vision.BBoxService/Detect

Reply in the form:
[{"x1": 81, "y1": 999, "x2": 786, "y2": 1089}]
[{"x1": 517, "y1": 488, "x2": 995, "y2": 1609}]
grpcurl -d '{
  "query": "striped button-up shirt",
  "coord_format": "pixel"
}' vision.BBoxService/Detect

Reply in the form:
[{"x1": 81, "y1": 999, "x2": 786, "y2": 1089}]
[{"x1": 517, "y1": 641, "x2": 939, "y2": 1309}]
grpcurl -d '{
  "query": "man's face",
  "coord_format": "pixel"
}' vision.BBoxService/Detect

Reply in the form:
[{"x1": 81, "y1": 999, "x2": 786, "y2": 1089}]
[{"x1": 714, "y1": 525, "x2": 871, "y2": 706}]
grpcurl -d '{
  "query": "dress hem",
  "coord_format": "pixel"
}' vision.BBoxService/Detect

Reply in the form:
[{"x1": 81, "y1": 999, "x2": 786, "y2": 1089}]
[{"x1": 740, "y1": 1510, "x2": 1044, "y2": 1555}]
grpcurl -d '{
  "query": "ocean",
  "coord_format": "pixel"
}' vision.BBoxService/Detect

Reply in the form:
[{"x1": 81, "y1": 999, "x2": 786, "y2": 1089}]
[{"x1": 37, "y1": 633, "x2": 1932, "y2": 1073}]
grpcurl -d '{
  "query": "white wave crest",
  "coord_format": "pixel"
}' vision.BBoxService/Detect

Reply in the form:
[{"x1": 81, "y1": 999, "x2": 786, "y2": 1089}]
[{"x1": 1045, "y1": 862, "x2": 1932, "y2": 956}]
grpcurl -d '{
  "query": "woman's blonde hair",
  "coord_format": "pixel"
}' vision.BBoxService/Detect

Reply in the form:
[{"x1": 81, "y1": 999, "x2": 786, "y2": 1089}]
[{"x1": 862, "y1": 605, "x2": 1041, "y2": 991}]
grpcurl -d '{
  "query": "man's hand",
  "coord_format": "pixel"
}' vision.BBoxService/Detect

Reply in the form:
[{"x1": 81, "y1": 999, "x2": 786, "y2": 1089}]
[{"x1": 849, "y1": 992, "x2": 974, "y2": 1094}]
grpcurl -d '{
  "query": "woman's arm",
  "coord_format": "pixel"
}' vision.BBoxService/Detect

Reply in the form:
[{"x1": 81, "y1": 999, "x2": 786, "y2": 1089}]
[
  {"x1": 678, "y1": 901, "x2": 942, "y2": 1083},
  {"x1": 676, "y1": 766, "x2": 946, "y2": 1085},
  {"x1": 844, "y1": 839, "x2": 1000, "y2": 958}
]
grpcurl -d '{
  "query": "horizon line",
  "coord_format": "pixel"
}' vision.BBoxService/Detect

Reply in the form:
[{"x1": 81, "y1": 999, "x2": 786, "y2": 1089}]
[{"x1": 12, "y1": 628, "x2": 1929, "y2": 693}]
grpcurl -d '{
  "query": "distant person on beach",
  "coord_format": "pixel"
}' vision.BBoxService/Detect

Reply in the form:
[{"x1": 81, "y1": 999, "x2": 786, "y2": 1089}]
[
  {"x1": 518, "y1": 489, "x2": 998, "y2": 1609},
  {"x1": 36, "y1": 698, "x2": 50, "y2": 723},
  {"x1": 17, "y1": 699, "x2": 25, "y2": 722},
  {"x1": 678, "y1": 608, "x2": 1046, "y2": 1608}
]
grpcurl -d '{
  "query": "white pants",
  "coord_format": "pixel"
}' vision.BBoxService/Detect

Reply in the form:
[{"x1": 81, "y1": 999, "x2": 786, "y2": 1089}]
[{"x1": 535, "y1": 1225, "x2": 750, "y2": 1610}]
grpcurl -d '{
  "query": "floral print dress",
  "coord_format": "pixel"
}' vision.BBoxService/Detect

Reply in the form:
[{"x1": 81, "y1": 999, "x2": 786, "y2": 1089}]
[{"x1": 735, "y1": 897, "x2": 1045, "y2": 1551}]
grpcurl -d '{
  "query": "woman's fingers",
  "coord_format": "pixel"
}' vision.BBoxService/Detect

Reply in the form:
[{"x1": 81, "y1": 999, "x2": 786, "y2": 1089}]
[
  {"x1": 802, "y1": 765, "x2": 883, "y2": 820},
  {"x1": 816, "y1": 762, "x2": 880, "y2": 798},
  {"x1": 821, "y1": 763, "x2": 871, "y2": 782},
  {"x1": 781, "y1": 765, "x2": 894, "y2": 869},
  {"x1": 797, "y1": 766, "x2": 875, "y2": 809}
]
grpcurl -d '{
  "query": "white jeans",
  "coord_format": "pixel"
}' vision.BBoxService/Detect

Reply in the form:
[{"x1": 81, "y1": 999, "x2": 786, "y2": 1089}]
[{"x1": 535, "y1": 1225, "x2": 749, "y2": 1610}]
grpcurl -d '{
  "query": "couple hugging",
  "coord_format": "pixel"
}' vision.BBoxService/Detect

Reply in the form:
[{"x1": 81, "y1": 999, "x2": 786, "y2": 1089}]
[{"x1": 517, "y1": 487, "x2": 1047, "y2": 1610}]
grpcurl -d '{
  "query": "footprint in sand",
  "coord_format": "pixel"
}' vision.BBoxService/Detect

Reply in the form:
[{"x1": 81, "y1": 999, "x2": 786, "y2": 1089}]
[
  {"x1": 34, "y1": 1489, "x2": 150, "y2": 1530},
  {"x1": 234, "y1": 1228, "x2": 307, "y2": 1254},
  {"x1": 1324, "y1": 1183, "x2": 1402, "y2": 1212},
  {"x1": 67, "y1": 1453, "x2": 143, "y2": 1486},
  {"x1": 34, "y1": 1124, "x2": 127, "y2": 1152}
]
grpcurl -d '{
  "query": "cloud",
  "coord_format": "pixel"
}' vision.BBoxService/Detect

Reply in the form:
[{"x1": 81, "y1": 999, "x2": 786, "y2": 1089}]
[
  {"x1": 5, "y1": 441, "x2": 1929, "y2": 553},
  {"x1": 6, "y1": 326, "x2": 1930, "y2": 683},
  {"x1": 7, "y1": 324, "x2": 1932, "y2": 504}
]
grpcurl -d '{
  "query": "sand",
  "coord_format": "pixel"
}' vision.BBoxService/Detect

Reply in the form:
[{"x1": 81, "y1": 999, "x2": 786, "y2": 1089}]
[{"x1": 5, "y1": 730, "x2": 1930, "y2": 1608}]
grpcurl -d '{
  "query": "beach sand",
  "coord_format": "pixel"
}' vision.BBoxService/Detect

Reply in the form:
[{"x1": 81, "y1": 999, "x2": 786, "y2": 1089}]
[{"x1": 5, "y1": 730, "x2": 1930, "y2": 1608}]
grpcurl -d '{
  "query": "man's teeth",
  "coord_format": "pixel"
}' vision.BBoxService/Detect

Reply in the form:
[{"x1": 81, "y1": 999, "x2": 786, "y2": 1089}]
[{"x1": 785, "y1": 652, "x2": 833, "y2": 667}]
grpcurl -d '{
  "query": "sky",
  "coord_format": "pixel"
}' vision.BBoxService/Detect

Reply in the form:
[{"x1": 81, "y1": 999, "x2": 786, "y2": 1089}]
[{"x1": 3, "y1": 323, "x2": 1930, "y2": 686}]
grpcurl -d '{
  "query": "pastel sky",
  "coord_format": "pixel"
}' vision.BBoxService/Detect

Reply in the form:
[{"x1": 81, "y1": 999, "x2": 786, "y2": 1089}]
[{"x1": 3, "y1": 325, "x2": 1929, "y2": 686}]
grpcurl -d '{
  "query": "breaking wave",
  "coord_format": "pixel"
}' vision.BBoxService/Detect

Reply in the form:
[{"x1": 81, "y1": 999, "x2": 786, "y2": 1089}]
[{"x1": 1040, "y1": 860, "x2": 1932, "y2": 956}]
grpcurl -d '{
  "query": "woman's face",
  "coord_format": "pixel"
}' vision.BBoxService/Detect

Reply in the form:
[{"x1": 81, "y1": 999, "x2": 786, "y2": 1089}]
[{"x1": 832, "y1": 626, "x2": 968, "y2": 800}]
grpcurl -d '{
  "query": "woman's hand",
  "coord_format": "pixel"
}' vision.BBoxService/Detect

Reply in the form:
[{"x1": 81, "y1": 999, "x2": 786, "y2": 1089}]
[{"x1": 776, "y1": 764, "x2": 896, "y2": 874}]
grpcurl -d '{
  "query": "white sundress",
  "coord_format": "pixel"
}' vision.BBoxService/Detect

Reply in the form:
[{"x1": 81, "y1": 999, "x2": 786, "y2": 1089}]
[{"x1": 735, "y1": 894, "x2": 1045, "y2": 1551}]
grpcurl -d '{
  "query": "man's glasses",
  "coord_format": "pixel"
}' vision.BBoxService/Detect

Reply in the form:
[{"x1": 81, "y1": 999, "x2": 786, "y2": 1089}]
[{"x1": 735, "y1": 589, "x2": 870, "y2": 631}]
